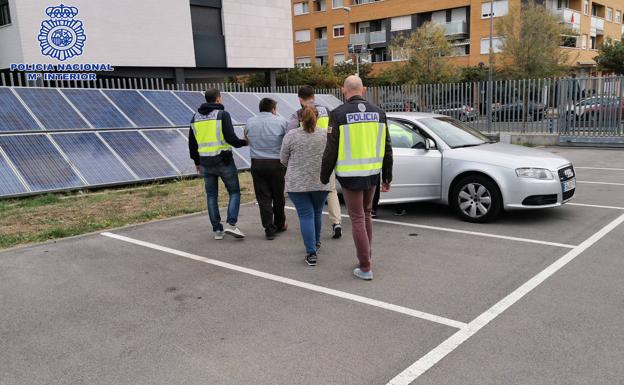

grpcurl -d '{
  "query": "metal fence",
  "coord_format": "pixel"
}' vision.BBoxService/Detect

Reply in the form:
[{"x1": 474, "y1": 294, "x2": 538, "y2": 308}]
[
  {"x1": 3, "y1": 71, "x2": 622, "y2": 144},
  {"x1": 363, "y1": 77, "x2": 624, "y2": 144}
]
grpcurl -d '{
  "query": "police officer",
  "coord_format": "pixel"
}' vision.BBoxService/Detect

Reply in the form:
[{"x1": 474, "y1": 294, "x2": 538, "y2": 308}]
[
  {"x1": 320, "y1": 76, "x2": 393, "y2": 281},
  {"x1": 288, "y1": 85, "x2": 343, "y2": 240},
  {"x1": 189, "y1": 88, "x2": 248, "y2": 240}
]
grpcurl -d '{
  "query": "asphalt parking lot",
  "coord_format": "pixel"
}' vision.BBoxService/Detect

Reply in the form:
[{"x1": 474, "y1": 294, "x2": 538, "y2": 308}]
[{"x1": 1, "y1": 147, "x2": 623, "y2": 385}]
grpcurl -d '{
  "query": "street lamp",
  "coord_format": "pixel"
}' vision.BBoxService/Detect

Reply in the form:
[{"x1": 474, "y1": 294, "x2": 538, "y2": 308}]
[
  {"x1": 340, "y1": 6, "x2": 359, "y2": 76},
  {"x1": 487, "y1": 1, "x2": 494, "y2": 133}
]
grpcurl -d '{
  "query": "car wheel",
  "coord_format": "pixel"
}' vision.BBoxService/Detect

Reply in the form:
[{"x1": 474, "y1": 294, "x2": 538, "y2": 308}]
[{"x1": 451, "y1": 175, "x2": 502, "y2": 223}]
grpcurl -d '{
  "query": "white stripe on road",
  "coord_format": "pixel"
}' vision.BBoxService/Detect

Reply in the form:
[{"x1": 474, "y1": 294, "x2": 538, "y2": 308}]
[
  {"x1": 578, "y1": 181, "x2": 624, "y2": 186},
  {"x1": 386, "y1": 213, "x2": 624, "y2": 385},
  {"x1": 286, "y1": 206, "x2": 575, "y2": 249},
  {"x1": 575, "y1": 166, "x2": 624, "y2": 171},
  {"x1": 101, "y1": 232, "x2": 467, "y2": 330},
  {"x1": 569, "y1": 202, "x2": 624, "y2": 210}
]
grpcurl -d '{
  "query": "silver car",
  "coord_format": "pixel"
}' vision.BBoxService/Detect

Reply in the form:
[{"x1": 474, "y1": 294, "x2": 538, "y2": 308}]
[{"x1": 377, "y1": 112, "x2": 576, "y2": 222}]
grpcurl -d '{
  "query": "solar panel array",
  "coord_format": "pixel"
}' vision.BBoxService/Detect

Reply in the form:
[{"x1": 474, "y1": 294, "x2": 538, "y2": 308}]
[{"x1": 0, "y1": 86, "x2": 343, "y2": 198}]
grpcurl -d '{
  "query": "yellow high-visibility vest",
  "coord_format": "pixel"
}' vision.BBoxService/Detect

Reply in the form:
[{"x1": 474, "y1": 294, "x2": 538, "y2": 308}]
[
  {"x1": 191, "y1": 110, "x2": 232, "y2": 157},
  {"x1": 316, "y1": 106, "x2": 329, "y2": 130},
  {"x1": 336, "y1": 111, "x2": 386, "y2": 177}
]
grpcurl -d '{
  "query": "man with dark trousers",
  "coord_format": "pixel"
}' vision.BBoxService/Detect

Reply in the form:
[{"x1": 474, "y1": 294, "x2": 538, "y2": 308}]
[
  {"x1": 321, "y1": 76, "x2": 393, "y2": 280},
  {"x1": 245, "y1": 98, "x2": 289, "y2": 240},
  {"x1": 189, "y1": 88, "x2": 248, "y2": 240}
]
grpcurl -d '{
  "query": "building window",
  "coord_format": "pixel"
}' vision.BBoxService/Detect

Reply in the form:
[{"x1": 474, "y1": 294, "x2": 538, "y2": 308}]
[
  {"x1": 480, "y1": 37, "x2": 503, "y2": 54},
  {"x1": 332, "y1": 0, "x2": 343, "y2": 9},
  {"x1": 0, "y1": 0, "x2": 11, "y2": 26},
  {"x1": 296, "y1": 57, "x2": 312, "y2": 67},
  {"x1": 590, "y1": 35, "x2": 597, "y2": 49},
  {"x1": 583, "y1": 0, "x2": 589, "y2": 15},
  {"x1": 295, "y1": 30, "x2": 311, "y2": 43},
  {"x1": 607, "y1": 8, "x2": 613, "y2": 21},
  {"x1": 390, "y1": 15, "x2": 412, "y2": 31},
  {"x1": 581, "y1": 34, "x2": 588, "y2": 49},
  {"x1": 293, "y1": 2, "x2": 309, "y2": 16},
  {"x1": 313, "y1": 0, "x2": 326, "y2": 12},
  {"x1": 481, "y1": 1, "x2": 509, "y2": 19},
  {"x1": 561, "y1": 35, "x2": 578, "y2": 48},
  {"x1": 334, "y1": 53, "x2": 346, "y2": 64},
  {"x1": 616, "y1": 10, "x2": 622, "y2": 23},
  {"x1": 333, "y1": 24, "x2": 345, "y2": 38},
  {"x1": 353, "y1": 0, "x2": 382, "y2": 5}
]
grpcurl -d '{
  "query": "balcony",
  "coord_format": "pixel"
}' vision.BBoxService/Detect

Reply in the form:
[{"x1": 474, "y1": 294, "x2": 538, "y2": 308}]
[
  {"x1": 315, "y1": 39, "x2": 328, "y2": 56},
  {"x1": 591, "y1": 16, "x2": 605, "y2": 35},
  {"x1": 441, "y1": 20, "x2": 468, "y2": 36},
  {"x1": 349, "y1": 31, "x2": 387, "y2": 47},
  {"x1": 552, "y1": 8, "x2": 581, "y2": 33}
]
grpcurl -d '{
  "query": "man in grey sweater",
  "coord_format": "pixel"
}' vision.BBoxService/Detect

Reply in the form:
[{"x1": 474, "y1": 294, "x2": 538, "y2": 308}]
[{"x1": 245, "y1": 98, "x2": 289, "y2": 240}]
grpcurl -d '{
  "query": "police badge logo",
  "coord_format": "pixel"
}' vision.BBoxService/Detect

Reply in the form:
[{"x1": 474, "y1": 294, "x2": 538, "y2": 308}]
[
  {"x1": 38, "y1": 4, "x2": 86, "y2": 61},
  {"x1": 358, "y1": 103, "x2": 366, "y2": 112}
]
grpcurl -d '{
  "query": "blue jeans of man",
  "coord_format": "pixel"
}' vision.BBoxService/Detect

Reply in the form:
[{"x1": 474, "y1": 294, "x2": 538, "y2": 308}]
[
  {"x1": 288, "y1": 191, "x2": 329, "y2": 254},
  {"x1": 200, "y1": 158, "x2": 240, "y2": 232}
]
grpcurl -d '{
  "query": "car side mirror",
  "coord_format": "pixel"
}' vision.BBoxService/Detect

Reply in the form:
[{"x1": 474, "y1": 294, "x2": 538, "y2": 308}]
[{"x1": 425, "y1": 138, "x2": 437, "y2": 151}]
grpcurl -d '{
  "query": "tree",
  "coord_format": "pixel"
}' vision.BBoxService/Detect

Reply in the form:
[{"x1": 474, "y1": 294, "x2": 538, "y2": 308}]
[
  {"x1": 496, "y1": 1, "x2": 571, "y2": 79},
  {"x1": 595, "y1": 38, "x2": 624, "y2": 75},
  {"x1": 378, "y1": 22, "x2": 459, "y2": 85}
]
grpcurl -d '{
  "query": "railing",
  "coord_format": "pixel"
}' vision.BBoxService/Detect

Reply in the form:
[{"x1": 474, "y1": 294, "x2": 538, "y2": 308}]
[
  {"x1": 591, "y1": 16, "x2": 605, "y2": 34},
  {"x1": 315, "y1": 39, "x2": 328, "y2": 56},
  {"x1": 441, "y1": 20, "x2": 468, "y2": 36},
  {"x1": 552, "y1": 8, "x2": 581, "y2": 32},
  {"x1": 349, "y1": 31, "x2": 386, "y2": 46}
]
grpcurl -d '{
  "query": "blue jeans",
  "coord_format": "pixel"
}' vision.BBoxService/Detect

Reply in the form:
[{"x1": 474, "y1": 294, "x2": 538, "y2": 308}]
[
  {"x1": 288, "y1": 191, "x2": 329, "y2": 254},
  {"x1": 200, "y1": 160, "x2": 241, "y2": 232}
]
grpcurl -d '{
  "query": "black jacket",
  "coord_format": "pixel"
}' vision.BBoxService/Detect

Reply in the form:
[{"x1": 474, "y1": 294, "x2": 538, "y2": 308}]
[
  {"x1": 188, "y1": 103, "x2": 246, "y2": 166},
  {"x1": 321, "y1": 95, "x2": 393, "y2": 190}
]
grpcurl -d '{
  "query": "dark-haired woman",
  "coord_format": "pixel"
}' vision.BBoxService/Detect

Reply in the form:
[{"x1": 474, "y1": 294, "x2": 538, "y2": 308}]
[{"x1": 280, "y1": 106, "x2": 333, "y2": 266}]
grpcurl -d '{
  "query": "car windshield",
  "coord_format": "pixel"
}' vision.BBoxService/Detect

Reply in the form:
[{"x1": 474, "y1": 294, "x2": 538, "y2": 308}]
[{"x1": 419, "y1": 117, "x2": 490, "y2": 148}]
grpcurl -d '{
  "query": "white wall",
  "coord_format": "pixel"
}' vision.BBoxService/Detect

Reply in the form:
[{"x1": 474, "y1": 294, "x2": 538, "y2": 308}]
[
  {"x1": 0, "y1": 0, "x2": 23, "y2": 69},
  {"x1": 222, "y1": 0, "x2": 294, "y2": 69},
  {"x1": 3, "y1": 0, "x2": 196, "y2": 68}
]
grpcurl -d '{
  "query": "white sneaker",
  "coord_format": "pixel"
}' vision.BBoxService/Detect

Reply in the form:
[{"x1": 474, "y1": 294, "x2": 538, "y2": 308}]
[
  {"x1": 224, "y1": 225, "x2": 245, "y2": 239},
  {"x1": 214, "y1": 231, "x2": 224, "y2": 240}
]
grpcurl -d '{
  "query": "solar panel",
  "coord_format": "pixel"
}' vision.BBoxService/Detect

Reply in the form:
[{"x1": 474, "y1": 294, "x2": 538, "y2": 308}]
[
  {"x1": 0, "y1": 152, "x2": 28, "y2": 195},
  {"x1": 52, "y1": 132, "x2": 137, "y2": 185},
  {"x1": 277, "y1": 93, "x2": 302, "y2": 109},
  {"x1": 143, "y1": 130, "x2": 196, "y2": 175},
  {"x1": 220, "y1": 93, "x2": 256, "y2": 125},
  {"x1": 0, "y1": 88, "x2": 41, "y2": 132},
  {"x1": 99, "y1": 131, "x2": 178, "y2": 179},
  {"x1": 233, "y1": 126, "x2": 251, "y2": 166},
  {"x1": 14, "y1": 88, "x2": 89, "y2": 130},
  {"x1": 316, "y1": 94, "x2": 343, "y2": 110},
  {"x1": 103, "y1": 90, "x2": 170, "y2": 127},
  {"x1": 232, "y1": 150, "x2": 251, "y2": 170},
  {"x1": 141, "y1": 91, "x2": 194, "y2": 126},
  {"x1": 0, "y1": 134, "x2": 84, "y2": 191},
  {"x1": 255, "y1": 93, "x2": 296, "y2": 119},
  {"x1": 179, "y1": 128, "x2": 189, "y2": 138},
  {"x1": 230, "y1": 93, "x2": 261, "y2": 116},
  {"x1": 61, "y1": 89, "x2": 132, "y2": 129},
  {"x1": 174, "y1": 91, "x2": 205, "y2": 112}
]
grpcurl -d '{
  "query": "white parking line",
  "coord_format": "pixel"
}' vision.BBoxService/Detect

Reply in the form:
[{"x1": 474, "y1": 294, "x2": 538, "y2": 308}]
[
  {"x1": 100, "y1": 232, "x2": 467, "y2": 330},
  {"x1": 575, "y1": 166, "x2": 624, "y2": 171},
  {"x1": 578, "y1": 181, "x2": 624, "y2": 186},
  {"x1": 386, "y1": 213, "x2": 624, "y2": 385},
  {"x1": 569, "y1": 202, "x2": 624, "y2": 210},
  {"x1": 285, "y1": 206, "x2": 575, "y2": 249}
]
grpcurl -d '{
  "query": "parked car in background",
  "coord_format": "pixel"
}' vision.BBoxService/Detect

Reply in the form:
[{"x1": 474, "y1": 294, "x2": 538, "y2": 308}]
[
  {"x1": 373, "y1": 113, "x2": 575, "y2": 222},
  {"x1": 432, "y1": 102, "x2": 478, "y2": 122},
  {"x1": 564, "y1": 96, "x2": 624, "y2": 122},
  {"x1": 491, "y1": 101, "x2": 546, "y2": 122}
]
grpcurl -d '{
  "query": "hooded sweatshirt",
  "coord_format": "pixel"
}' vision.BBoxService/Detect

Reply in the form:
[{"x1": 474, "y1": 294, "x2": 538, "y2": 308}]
[{"x1": 188, "y1": 103, "x2": 246, "y2": 166}]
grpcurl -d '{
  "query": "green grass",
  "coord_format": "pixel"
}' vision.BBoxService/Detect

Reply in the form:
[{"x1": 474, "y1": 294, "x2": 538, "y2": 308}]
[{"x1": 0, "y1": 173, "x2": 254, "y2": 250}]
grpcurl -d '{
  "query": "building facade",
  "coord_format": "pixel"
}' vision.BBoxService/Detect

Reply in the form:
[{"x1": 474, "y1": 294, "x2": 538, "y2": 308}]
[
  {"x1": 0, "y1": 0, "x2": 294, "y2": 84},
  {"x1": 291, "y1": 0, "x2": 624, "y2": 75}
]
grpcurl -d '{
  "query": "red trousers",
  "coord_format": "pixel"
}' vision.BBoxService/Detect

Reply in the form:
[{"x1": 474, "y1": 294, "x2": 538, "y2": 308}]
[{"x1": 342, "y1": 186, "x2": 377, "y2": 272}]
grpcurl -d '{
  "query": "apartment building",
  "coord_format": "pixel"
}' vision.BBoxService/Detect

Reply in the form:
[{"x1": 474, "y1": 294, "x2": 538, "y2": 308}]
[{"x1": 291, "y1": 0, "x2": 624, "y2": 75}]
